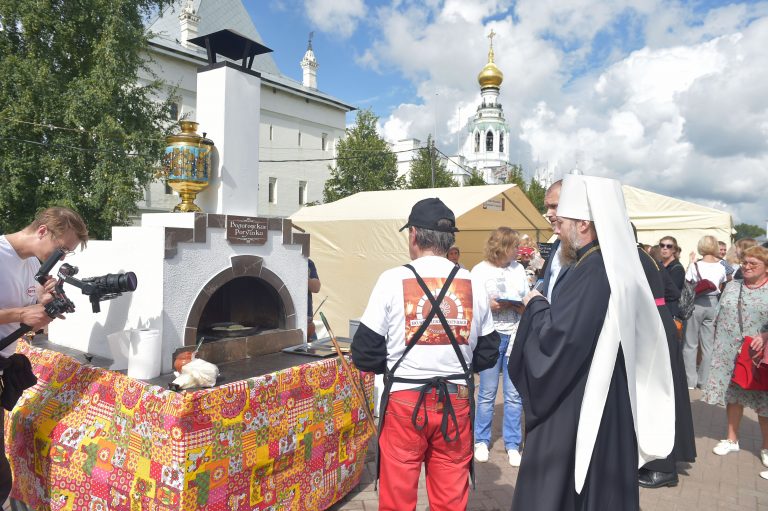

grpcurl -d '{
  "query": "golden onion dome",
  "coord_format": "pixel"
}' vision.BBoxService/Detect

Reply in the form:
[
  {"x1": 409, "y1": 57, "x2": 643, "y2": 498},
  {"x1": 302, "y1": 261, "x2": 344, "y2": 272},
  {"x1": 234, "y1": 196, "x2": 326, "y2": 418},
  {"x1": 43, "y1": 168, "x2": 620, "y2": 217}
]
[
  {"x1": 477, "y1": 46, "x2": 503, "y2": 89},
  {"x1": 478, "y1": 30, "x2": 503, "y2": 89}
]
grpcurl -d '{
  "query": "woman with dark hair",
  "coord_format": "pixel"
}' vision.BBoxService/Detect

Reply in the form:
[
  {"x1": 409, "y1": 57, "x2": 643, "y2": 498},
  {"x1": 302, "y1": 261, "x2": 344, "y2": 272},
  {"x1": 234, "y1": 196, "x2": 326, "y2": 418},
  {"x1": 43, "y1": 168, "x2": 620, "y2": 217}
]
[
  {"x1": 659, "y1": 236, "x2": 684, "y2": 318},
  {"x1": 659, "y1": 237, "x2": 684, "y2": 289},
  {"x1": 471, "y1": 227, "x2": 529, "y2": 467},
  {"x1": 702, "y1": 246, "x2": 768, "y2": 475}
]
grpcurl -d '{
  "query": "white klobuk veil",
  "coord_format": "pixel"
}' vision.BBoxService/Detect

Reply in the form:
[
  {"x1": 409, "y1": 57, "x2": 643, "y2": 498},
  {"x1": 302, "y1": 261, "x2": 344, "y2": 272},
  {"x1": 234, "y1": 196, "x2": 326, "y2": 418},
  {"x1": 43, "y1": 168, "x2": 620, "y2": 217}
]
[{"x1": 558, "y1": 174, "x2": 675, "y2": 493}]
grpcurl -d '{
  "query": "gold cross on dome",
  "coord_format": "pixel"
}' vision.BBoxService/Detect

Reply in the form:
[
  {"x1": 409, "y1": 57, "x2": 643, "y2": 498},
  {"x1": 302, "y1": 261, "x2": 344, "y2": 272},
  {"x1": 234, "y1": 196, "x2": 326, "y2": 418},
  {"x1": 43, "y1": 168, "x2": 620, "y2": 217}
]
[{"x1": 487, "y1": 29, "x2": 496, "y2": 47}]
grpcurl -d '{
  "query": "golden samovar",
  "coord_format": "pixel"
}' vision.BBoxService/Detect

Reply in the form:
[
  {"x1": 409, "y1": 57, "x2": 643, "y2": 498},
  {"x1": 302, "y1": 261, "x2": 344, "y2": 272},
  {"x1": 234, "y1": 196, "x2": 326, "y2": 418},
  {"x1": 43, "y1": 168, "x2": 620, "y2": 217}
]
[{"x1": 162, "y1": 121, "x2": 215, "y2": 212}]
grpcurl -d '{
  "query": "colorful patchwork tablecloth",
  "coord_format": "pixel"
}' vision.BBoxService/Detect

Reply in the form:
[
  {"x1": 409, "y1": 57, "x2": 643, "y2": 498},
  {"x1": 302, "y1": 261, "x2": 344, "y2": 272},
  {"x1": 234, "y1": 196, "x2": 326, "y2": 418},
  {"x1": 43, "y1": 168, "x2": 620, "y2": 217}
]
[{"x1": 5, "y1": 342, "x2": 374, "y2": 510}]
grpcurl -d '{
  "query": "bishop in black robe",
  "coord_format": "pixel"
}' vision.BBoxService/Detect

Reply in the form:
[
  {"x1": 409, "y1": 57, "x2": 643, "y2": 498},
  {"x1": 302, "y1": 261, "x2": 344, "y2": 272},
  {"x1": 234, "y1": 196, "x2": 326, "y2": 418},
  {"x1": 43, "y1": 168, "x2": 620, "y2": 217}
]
[{"x1": 508, "y1": 241, "x2": 639, "y2": 511}]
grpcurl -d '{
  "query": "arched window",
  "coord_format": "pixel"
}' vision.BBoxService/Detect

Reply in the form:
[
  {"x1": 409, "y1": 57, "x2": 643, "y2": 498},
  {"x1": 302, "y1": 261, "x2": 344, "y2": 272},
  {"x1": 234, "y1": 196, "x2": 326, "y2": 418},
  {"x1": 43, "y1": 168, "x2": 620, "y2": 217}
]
[
  {"x1": 486, "y1": 131, "x2": 493, "y2": 152},
  {"x1": 474, "y1": 132, "x2": 480, "y2": 152},
  {"x1": 499, "y1": 132, "x2": 505, "y2": 153}
]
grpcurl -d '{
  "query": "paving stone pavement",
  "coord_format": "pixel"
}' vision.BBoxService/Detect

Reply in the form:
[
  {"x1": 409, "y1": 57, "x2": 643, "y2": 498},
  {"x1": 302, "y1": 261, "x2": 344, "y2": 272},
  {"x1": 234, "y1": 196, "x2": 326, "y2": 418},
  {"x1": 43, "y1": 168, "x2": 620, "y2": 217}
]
[{"x1": 329, "y1": 389, "x2": 768, "y2": 511}]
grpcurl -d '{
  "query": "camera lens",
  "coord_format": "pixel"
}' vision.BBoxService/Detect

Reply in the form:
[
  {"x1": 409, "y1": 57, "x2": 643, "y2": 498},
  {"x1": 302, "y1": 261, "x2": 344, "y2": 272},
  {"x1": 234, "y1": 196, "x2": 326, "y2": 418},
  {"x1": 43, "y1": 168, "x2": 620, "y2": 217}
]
[
  {"x1": 94, "y1": 272, "x2": 138, "y2": 293},
  {"x1": 120, "y1": 272, "x2": 138, "y2": 292}
]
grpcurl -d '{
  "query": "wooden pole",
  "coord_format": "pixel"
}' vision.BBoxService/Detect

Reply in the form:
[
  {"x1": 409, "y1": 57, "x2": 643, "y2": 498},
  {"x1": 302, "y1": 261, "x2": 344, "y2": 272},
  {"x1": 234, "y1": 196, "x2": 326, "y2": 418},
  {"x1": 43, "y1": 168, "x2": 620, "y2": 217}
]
[{"x1": 319, "y1": 312, "x2": 377, "y2": 433}]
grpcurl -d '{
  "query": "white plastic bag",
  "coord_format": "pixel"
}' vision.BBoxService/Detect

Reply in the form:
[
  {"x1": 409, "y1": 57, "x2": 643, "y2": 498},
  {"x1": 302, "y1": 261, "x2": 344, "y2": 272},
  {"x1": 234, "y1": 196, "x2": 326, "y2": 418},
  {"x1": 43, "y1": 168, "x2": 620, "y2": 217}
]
[{"x1": 171, "y1": 358, "x2": 219, "y2": 389}]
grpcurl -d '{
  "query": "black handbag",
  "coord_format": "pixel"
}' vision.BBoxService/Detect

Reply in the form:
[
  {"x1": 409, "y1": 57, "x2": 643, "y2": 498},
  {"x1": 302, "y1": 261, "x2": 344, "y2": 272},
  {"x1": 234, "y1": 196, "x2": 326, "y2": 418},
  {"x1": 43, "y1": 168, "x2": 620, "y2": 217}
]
[{"x1": 0, "y1": 353, "x2": 37, "y2": 411}]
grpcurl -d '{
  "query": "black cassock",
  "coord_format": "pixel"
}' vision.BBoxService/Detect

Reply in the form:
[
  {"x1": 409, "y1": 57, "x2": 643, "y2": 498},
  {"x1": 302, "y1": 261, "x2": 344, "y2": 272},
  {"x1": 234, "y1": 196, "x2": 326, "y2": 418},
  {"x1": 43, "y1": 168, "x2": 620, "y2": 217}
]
[
  {"x1": 509, "y1": 243, "x2": 639, "y2": 511},
  {"x1": 637, "y1": 249, "x2": 696, "y2": 470}
]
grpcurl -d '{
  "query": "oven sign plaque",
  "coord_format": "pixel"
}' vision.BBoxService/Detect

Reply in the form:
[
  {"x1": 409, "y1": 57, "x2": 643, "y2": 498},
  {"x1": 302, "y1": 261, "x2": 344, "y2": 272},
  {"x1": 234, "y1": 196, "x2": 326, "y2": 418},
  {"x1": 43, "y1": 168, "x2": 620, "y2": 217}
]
[{"x1": 226, "y1": 215, "x2": 268, "y2": 245}]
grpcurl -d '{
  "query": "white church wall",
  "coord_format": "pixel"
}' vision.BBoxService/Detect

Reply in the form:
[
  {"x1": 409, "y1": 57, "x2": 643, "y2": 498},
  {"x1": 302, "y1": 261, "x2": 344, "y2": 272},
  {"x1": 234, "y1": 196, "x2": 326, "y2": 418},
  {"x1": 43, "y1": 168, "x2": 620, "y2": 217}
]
[
  {"x1": 137, "y1": 54, "x2": 349, "y2": 218},
  {"x1": 259, "y1": 87, "x2": 346, "y2": 215}
]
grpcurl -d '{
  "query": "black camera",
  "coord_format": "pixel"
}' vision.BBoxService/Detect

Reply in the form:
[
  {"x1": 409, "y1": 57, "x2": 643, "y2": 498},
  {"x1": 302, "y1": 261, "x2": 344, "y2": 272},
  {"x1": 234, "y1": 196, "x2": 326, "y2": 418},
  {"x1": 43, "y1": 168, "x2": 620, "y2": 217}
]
[
  {"x1": 0, "y1": 249, "x2": 138, "y2": 351},
  {"x1": 58, "y1": 263, "x2": 138, "y2": 313}
]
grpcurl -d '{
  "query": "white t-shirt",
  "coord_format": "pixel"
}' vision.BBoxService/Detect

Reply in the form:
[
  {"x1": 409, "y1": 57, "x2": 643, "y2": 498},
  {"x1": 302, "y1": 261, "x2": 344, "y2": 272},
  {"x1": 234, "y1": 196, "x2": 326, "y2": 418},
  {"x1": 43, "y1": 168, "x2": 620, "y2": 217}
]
[
  {"x1": 0, "y1": 235, "x2": 41, "y2": 357},
  {"x1": 547, "y1": 243, "x2": 563, "y2": 299},
  {"x1": 685, "y1": 260, "x2": 727, "y2": 296},
  {"x1": 360, "y1": 256, "x2": 495, "y2": 392},
  {"x1": 471, "y1": 260, "x2": 528, "y2": 337}
]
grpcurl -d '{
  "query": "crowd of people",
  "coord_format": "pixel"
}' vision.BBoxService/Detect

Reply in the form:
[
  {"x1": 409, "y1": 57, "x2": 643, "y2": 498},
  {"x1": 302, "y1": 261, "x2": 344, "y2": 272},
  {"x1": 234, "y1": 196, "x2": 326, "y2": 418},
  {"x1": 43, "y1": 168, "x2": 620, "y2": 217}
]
[
  {"x1": 642, "y1": 233, "x2": 768, "y2": 480},
  {"x1": 0, "y1": 191, "x2": 765, "y2": 511},
  {"x1": 351, "y1": 175, "x2": 768, "y2": 510}
]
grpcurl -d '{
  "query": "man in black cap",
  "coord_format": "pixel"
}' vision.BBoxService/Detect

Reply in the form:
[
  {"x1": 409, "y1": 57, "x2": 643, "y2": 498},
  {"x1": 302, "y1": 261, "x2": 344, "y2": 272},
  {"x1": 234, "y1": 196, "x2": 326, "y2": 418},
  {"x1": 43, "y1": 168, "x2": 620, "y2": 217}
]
[{"x1": 352, "y1": 198, "x2": 498, "y2": 511}]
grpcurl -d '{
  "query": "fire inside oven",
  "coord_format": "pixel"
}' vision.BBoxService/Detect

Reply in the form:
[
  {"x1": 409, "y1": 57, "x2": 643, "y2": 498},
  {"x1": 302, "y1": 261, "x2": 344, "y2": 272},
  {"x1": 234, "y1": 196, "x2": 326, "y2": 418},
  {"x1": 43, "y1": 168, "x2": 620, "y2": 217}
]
[{"x1": 197, "y1": 276, "x2": 284, "y2": 342}]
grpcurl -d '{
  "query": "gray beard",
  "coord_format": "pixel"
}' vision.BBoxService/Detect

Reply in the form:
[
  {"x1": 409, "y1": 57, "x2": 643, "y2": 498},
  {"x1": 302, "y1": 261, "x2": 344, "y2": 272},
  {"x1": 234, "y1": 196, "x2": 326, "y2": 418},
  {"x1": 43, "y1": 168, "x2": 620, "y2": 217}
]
[{"x1": 559, "y1": 229, "x2": 582, "y2": 267}]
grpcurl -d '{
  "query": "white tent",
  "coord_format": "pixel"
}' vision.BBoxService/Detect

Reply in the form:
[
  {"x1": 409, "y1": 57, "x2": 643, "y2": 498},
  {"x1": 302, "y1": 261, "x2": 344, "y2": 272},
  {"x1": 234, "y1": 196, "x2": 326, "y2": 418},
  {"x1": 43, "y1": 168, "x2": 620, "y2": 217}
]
[
  {"x1": 290, "y1": 185, "x2": 552, "y2": 336},
  {"x1": 623, "y1": 185, "x2": 734, "y2": 260}
]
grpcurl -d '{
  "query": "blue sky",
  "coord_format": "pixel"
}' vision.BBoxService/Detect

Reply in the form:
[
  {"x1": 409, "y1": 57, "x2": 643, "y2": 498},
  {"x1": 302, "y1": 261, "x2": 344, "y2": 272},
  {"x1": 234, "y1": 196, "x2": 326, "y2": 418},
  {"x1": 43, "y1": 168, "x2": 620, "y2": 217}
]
[
  {"x1": 247, "y1": 1, "x2": 418, "y2": 115},
  {"x1": 245, "y1": 1, "x2": 768, "y2": 227}
]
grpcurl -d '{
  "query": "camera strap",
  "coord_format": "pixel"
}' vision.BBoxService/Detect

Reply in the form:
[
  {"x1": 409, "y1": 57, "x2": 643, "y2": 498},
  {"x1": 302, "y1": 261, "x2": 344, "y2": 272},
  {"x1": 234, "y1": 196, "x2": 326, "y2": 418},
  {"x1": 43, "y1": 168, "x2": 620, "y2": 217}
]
[{"x1": 0, "y1": 325, "x2": 33, "y2": 353}]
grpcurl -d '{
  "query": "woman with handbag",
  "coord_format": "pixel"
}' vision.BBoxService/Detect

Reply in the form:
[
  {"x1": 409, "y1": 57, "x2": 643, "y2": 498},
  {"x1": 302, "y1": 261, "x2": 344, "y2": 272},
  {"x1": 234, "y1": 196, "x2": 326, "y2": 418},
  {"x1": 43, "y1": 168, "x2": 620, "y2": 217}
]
[
  {"x1": 683, "y1": 235, "x2": 728, "y2": 389},
  {"x1": 701, "y1": 246, "x2": 768, "y2": 472}
]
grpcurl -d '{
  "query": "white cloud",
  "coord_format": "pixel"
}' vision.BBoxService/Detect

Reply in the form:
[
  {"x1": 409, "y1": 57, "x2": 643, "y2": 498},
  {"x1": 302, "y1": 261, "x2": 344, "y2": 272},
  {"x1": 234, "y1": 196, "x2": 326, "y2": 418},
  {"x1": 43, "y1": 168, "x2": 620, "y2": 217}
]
[
  {"x1": 303, "y1": 0, "x2": 366, "y2": 38},
  {"x1": 515, "y1": 0, "x2": 655, "y2": 43},
  {"x1": 440, "y1": 0, "x2": 513, "y2": 24},
  {"x1": 645, "y1": 2, "x2": 768, "y2": 48},
  {"x1": 358, "y1": 0, "x2": 768, "y2": 225},
  {"x1": 520, "y1": 24, "x2": 768, "y2": 224}
]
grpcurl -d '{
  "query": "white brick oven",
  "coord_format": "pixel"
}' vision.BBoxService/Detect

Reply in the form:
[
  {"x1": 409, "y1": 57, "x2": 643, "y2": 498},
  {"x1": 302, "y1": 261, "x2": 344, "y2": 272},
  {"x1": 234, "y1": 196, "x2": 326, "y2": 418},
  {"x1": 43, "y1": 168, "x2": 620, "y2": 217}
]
[{"x1": 48, "y1": 32, "x2": 310, "y2": 374}]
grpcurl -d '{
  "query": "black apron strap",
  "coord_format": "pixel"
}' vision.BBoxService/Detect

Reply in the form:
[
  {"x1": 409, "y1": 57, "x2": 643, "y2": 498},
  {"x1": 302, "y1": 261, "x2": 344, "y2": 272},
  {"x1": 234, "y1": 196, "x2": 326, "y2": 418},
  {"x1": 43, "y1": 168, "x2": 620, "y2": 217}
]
[
  {"x1": 404, "y1": 263, "x2": 477, "y2": 488},
  {"x1": 375, "y1": 263, "x2": 461, "y2": 489}
]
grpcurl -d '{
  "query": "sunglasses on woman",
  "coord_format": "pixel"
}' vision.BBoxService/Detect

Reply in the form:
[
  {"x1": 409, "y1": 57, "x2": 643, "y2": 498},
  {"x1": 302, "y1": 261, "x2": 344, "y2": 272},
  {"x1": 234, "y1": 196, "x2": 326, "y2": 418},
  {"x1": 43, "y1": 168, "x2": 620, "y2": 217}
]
[{"x1": 659, "y1": 243, "x2": 675, "y2": 249}]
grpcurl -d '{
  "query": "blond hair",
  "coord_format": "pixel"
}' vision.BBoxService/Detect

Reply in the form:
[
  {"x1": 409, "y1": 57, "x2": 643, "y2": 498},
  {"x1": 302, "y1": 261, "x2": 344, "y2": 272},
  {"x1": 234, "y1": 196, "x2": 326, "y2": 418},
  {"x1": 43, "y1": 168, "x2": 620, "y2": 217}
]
[
  {"x1": 28, "y1": 206, "x2": 89, "y2": 249},
  {"x1": 697, "y1": 235, "x2": 719, "y2": 257},
  {"x1": 735, "y1": 238, "x2": 758, "y2": 256},
  {"x1": 484, "y1": 227, "x2": 519, "y2": 267}
]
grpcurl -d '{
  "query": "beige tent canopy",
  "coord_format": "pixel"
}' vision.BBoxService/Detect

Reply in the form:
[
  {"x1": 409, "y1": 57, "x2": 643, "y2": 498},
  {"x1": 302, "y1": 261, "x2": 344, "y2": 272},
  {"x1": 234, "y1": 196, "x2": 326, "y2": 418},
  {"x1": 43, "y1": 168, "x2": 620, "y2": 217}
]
[
  {"x1": 291, "y1": 184, "x2": 552, "y2": 336},
  {"x1": 624, "y1": 185, "x2": 734, "y2": 260}
]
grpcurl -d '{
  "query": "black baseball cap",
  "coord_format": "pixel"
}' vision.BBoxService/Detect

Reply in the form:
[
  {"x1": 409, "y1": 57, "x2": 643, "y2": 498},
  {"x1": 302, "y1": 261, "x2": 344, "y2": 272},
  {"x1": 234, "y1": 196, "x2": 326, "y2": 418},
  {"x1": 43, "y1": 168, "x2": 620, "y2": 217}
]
[{"x1": 399, "y1": 198, "x2": 459, "y2": 233}]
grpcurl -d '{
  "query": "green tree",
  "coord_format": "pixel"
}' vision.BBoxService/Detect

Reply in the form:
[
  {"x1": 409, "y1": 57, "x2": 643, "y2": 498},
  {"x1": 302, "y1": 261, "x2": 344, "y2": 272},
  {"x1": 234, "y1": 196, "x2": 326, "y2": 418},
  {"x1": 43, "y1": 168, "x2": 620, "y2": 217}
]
[
  {"x1": 505, "y1": 163, "x2": 526, "y2": 190},
  {"x1": 505, "y1": 163, "x2": 549, "y2": 213},
  {"x1": 323, "y1": 109, "x2": 404, "y2": 202},
  {"x1": 0, "y1": 0, "x2": 174, "y2": 239},
  {"x1": 465, "y1": 168, "x2": 487, "y2": 186},
  {"x1": 526, "y1": 177, "x2": 547, "y2": 213},
  {"x1": 407, "y1": 135, "x2": 457, "y2": 189},
  {"x1": 734, "y1": 223, "x2": 766, "y2": 241}
]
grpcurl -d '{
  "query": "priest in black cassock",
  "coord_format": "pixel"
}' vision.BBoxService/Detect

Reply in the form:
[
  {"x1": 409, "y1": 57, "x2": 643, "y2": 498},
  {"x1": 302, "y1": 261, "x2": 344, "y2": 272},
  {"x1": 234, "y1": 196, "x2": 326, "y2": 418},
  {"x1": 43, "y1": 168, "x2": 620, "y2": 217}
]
[
  {"x1": 635, "y1": 242, "x2": 697, "y2": 488},
  {"x1": 509, "y1": 174, "x2": 676, "y2": 511}
]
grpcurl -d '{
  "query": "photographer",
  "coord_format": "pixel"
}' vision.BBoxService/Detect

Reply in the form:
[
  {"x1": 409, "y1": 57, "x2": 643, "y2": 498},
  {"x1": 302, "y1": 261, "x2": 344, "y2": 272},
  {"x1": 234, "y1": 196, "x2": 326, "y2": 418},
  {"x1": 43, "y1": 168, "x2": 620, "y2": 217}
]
[{"x1": 0, "y1": 206, "x2": 88, "y2": 504}]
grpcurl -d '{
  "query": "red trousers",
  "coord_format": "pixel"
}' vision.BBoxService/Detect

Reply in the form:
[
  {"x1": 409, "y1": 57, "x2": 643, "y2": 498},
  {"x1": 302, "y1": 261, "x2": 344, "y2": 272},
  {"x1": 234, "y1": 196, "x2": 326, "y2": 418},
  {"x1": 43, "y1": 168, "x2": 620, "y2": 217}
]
[{"x1": 378, "y1": 388, "x2": 472, "y2": 511}]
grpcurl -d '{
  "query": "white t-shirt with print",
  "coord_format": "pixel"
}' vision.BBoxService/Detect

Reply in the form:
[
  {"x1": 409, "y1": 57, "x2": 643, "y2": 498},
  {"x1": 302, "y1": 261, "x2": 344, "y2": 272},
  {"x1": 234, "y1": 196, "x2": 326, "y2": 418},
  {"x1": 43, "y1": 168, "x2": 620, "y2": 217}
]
[
  {"x1": 685, "y1": 260, "x2": 727, "y2": 296},
  {"x1": 0, "y1": 235, "x2": 41, "y2": 357},
  {"x1": 471, "y1": 260, "x2": 528, "y2": 339},
  {"x1": 360, "y1": 256, "x2": 495, "y2": 392}
]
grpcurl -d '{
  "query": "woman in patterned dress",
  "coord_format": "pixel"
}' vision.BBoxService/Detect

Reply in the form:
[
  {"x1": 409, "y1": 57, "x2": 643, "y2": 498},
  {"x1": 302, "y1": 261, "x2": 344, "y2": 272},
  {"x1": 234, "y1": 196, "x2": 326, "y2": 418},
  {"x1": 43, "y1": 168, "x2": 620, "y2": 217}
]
[{"x1": 702, "y1": 246, "x2": 768, "y2": 473}]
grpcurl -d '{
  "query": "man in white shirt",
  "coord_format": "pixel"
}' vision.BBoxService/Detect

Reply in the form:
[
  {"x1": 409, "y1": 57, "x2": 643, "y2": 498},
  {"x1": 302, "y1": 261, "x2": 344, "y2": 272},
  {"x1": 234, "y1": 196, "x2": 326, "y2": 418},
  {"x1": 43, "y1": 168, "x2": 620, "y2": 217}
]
[
  {"x1": 0, "y1": 206, "x2": 88, "y2": 505},
  {"x1": 351, "y1": 198, "x2": 498, "y2": 511},
  {"x1": 540, "y1": 180, "x2": 563, "y2": 299}
]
